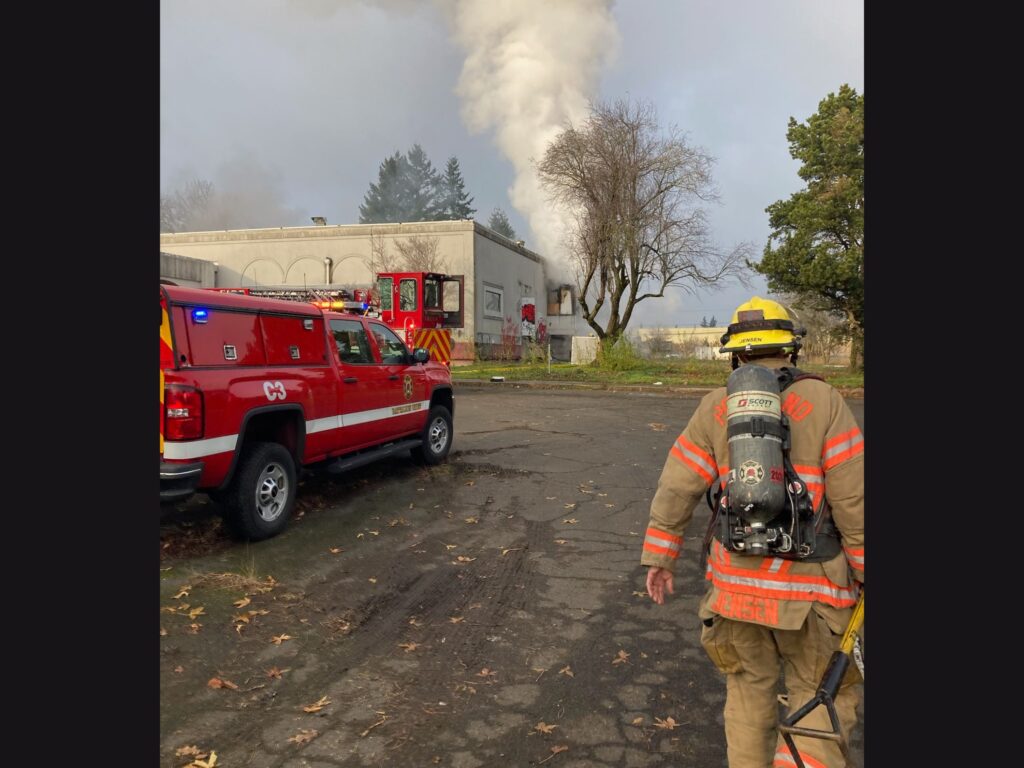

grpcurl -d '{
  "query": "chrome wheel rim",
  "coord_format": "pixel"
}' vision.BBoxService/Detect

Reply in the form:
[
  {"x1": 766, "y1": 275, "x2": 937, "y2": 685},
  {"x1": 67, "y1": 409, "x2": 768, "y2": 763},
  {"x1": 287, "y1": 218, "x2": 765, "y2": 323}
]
[{"x1": 255, "y1": 463, "x2": 288, "y2": 522}]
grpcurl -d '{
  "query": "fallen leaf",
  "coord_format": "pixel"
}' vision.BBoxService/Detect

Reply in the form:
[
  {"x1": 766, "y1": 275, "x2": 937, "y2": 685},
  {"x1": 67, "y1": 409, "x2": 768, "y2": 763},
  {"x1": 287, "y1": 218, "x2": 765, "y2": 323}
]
[
  {"x1": 477, "y1": 667, "x2": 497, "y2": 677},
  {"x1": 535, "y1": 721, "x2": 558, "y2": 734},
  {"x1": 562, "y1": 518, "x2": 579, "y2": 524},
  {"x1": 465, "y1": 480, "x2": 475, "y2": 486},
  {"x1": 631, "y1": 716, "x2": 645, "y2": 726},
  {"x1": 558, "y1": 665, "x2": 574, "y2": 678},
  {"x1": 188, "y1": 623, "x2": 202, "y2": 634},
  {"x1": 266, "y1": 667, "x2": 288, "y2": 679},
  {"x1": 271, "y1": 634, "x2": 292, "y2": 645},
  {"x1": 302, "y1": 695, "x2": 331, "y2": 713},
  {"x1": 464, "y1": 517, "x2": 479, "y2": 524},
  {"x1": 369, "y1": 530, "x2": 380, "y2": 536},
  {"x1": 207, "y1": 677, "x2": 238, "y2": 690},
  {"x1": 232, "y1": 613, "x2": 251, "y2": 624},
  {"x1": 545, "y1": 496, "x2": 557, "y2": 500},
  {"x1": 501, "y1": 547, "x2": 523, "y2": 556},
  {"x1": 455, "y1": 556, "x2": 476, "y2": 563},
  {"x1": 191, "y1": 751, "x2": 217, "y2": 768},
  {"x1": 160, "y1": 627, "x2": 168, "y2": 637},
  {"x1": 368, "y1": 577, "x2": 378, "y2": 584},
  {"x1": 612, "y1": 649, "x2": 631, "y2": 665},
  {"x1": 554, "y1": 539, "x2": 568, "y2": 545},
  {"x1": 449, "y1": 616, "x2": 464, "y2": 624},
  {"x1": 654, "y1": 716, "x2": 678, "y2": 730},
  {"x1": 234, "y1": 623, "x2": 245, "y2": 635},
  {"x1": 249, "y1": 608, "x2": 269, "y2": 616},
  {"x1": 563, "y1": 504, "x2": 576, "y2": 510},
  {"x1": 232, "y1": 596, "x2": 251, "y2": 609},
  {"x1": 398, "y1": 642, "x2": 419, "y2": 652},
  {"x1": 174, "y1": 587, "x2": 191, "y2": 599},
  {"x1": 597, "y1": 492, "x2": 608, "y2": 497},
  {"x1": 444, "y1": 543, "x2": 457, "y2": 550},
  {"x1": 175, "y1": 745, "x2": 202, "y2": 757},
  {"x1": 632, "y1": 591, "x2": 646, "y2": 598},
  {"x1": 648, "y1": 422, "x2": 667, "y2": 431},
  {"x1": 409, "y1": 618, "x2": 425, "y2": 628},
  {"x1": 287, "y1": 729, "x2": 318, "y2": 744},
  {"x1": 174, "y1": 665, "x2": 184, "y2": 674},
  {"x1": 604, "y1": 503, "x2": 615, "y2": 508},
  {"x1": 640, "y1": 652, "x2": 648, "y2": 659},
  {"x1": 551, "y1": 745, "x2": 568, "y2": 754},
  {"x1": 357, "y1": 533, "x2": 364, "y2": 539},
  {"x1": 329, "y1": 547, "x2": 343, "y2": 554},
  {"x1": 188, "y1": 606, "x2": 206, "y2": 620}
]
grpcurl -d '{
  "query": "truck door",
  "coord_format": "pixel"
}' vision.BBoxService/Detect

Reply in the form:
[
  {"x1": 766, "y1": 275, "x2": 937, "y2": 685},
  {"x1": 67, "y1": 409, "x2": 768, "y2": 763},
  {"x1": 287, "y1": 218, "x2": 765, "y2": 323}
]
[
  {"x1": 327, "y1": 318, "x2": 393, "y2": 452},
  {"x1": 367, "y1": 321, "x2": 429, "y2": 438}
]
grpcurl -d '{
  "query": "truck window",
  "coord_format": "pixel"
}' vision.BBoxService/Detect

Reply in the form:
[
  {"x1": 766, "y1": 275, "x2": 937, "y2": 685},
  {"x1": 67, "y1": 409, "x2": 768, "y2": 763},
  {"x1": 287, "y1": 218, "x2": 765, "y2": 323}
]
[
  {"x1": 377, "y1": 277, "x2": 393, "y2": 311},
  {"x1": 399, "y1": 278, "x2": 417, "y2": 311},
  {"x1": 370, "y1": 323, "x2": 409, "y2": 365},
  {"x1": 330, "y1": 319, "x2": 372, "y2": 364},
  {"x1": 424, "y1": 277, "x2": 441, "y2": 309}
]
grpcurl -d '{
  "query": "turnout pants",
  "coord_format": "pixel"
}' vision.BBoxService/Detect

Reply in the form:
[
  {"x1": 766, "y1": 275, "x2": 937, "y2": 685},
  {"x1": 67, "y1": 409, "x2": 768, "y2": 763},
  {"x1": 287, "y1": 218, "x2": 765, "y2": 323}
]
[{"x1": 700, "y1": 610, "x2": 862, "y2": 768}]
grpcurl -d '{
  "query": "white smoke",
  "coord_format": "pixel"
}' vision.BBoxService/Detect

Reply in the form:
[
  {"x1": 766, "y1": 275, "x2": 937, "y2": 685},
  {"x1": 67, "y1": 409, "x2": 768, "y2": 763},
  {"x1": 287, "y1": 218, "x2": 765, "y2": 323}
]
[
  {"x1": 289, "y1": 0, "x2": 621, "y2": 273},
  {"x1": 437, "y1": 0, "x2": 620, "y2": 271}
]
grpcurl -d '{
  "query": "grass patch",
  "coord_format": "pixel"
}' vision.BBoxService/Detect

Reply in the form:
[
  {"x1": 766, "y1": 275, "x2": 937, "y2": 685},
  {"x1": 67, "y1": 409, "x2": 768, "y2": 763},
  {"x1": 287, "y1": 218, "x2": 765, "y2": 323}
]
[{"x1": 452, "y1": 358, "x2": 863, "y2": 390}]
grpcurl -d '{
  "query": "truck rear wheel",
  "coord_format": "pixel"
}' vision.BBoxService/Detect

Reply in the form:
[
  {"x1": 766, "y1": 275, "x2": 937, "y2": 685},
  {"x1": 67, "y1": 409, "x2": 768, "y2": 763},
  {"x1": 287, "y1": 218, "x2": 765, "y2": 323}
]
[
  {"x1": 221, "y1": 441, "x2": 297, "y2": 541},
  {"x1": 411, "y1": 405, "x2": 452, "y2": 465}
]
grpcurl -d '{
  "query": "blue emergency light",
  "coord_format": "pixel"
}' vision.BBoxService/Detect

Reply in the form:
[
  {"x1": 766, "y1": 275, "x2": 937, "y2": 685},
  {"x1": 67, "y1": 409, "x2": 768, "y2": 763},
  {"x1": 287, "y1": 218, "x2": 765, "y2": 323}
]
[{"x1": 192, "y1": 308, "x2": 209, "y2": 324}]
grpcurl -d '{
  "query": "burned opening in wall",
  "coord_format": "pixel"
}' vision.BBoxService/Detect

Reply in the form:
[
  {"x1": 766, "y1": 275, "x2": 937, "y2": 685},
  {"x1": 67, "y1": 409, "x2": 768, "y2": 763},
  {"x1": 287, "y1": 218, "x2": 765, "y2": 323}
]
[{"x1": 547, "y1": 285, "x2": 573, "y2": 316}]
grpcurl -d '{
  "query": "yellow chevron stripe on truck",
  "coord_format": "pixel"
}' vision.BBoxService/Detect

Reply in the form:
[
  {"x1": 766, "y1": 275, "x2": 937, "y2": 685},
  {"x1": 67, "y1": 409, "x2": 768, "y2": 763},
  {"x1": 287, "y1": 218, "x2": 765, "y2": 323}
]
[{"x1": 413, "y1": 328, "x2": 452, "y2": 364}]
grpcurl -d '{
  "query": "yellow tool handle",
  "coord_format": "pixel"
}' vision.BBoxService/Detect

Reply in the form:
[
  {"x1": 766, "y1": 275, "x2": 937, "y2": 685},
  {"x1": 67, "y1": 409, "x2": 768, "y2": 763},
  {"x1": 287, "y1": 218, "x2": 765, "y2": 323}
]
[{"x1": 839, "y1": 589, "x2": 864, "y2": 656}]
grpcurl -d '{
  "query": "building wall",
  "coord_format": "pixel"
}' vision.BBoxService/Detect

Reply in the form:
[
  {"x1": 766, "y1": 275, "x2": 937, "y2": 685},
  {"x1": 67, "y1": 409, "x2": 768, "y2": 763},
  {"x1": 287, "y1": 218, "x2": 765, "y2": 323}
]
[{"x1": 159, "y1": 251, "x2": 217, "y2": 288}]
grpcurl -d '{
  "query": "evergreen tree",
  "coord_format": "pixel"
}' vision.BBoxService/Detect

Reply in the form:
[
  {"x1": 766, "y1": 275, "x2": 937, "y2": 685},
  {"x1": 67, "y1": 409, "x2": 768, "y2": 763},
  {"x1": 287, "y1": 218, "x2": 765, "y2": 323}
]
[
  {"x1": 709, "y1": 315, "x2": 717, "y2": 326},
  {"x1": 403, "y1": 143, "x2": 442, "y2": 221},
  {"x1": 700, "y1": 316, "x2": 708, "y2": 328},
  {"x1": 436, "y1": 156, "x2": 476, "y2": 220},
  {"x1": 754, "y1": 84, "x2": 864, "y2": 369},
  {"x1": 487, "y1": 207, "x2": 516, "y2": 239},
  {"x1": 358, "y1": 151, "x2": 409, "y2": 223}
]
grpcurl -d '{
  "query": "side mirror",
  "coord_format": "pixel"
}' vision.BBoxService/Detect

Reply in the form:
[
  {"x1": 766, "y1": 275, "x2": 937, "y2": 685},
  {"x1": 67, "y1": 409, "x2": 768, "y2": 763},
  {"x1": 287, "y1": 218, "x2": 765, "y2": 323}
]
[{"x1": 413, "y1": 347, "x2": 430, "y2": 364}]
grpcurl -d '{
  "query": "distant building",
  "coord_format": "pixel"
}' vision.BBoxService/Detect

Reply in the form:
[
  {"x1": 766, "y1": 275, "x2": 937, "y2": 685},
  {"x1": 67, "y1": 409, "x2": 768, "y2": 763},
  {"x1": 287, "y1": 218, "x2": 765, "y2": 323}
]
[{"x1": 160, "y1": 220, "x2": 589, "y2": 363}]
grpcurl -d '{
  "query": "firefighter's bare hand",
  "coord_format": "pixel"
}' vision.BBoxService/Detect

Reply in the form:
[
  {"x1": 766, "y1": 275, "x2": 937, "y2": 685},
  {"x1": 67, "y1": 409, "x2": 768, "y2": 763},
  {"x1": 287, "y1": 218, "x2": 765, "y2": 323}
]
[{"x1": 646, "y1": 567, "x2": 674, "y2": 605}]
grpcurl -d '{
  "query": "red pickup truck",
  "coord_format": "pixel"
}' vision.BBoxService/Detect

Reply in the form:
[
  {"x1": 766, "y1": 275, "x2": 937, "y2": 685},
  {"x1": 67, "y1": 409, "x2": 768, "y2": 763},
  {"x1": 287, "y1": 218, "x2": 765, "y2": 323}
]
[{"x1": 160, "y1": 284, "x2": 455, "y2": 540}]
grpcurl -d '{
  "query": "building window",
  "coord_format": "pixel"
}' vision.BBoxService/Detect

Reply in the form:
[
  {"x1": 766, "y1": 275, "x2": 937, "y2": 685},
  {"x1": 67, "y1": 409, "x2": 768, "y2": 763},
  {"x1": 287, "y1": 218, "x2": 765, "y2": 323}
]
[{"x1": 483, "y1": 283, "x2": 503, "y2": 320}]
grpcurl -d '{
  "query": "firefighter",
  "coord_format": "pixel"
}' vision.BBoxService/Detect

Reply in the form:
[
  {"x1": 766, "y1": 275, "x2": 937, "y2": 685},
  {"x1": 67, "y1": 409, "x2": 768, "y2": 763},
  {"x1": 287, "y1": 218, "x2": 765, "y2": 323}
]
[{"x1": 641, "y1": 297, "x2": 864, "y2": 768}]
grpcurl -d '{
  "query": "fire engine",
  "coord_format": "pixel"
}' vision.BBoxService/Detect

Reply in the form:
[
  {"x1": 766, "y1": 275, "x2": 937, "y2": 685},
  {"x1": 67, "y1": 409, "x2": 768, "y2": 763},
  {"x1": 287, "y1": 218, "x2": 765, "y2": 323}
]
[
  {"x1": 160, "y1": 281, "x2": 455, "y2": 541},
  {"x1": 211, "y1": 271, "x2": 465, "y2": 365}
]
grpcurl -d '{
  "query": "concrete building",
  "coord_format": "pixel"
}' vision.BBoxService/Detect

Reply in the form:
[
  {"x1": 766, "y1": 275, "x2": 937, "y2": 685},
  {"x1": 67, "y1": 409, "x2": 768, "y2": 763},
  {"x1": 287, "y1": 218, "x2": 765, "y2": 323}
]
[{"x1": 159, "y1": 220, "x2": 589, "y2": 363}]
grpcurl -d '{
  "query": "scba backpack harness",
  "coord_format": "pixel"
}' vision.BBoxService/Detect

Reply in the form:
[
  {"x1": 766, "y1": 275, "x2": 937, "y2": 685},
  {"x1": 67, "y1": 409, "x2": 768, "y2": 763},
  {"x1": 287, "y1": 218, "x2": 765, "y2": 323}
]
[{"x1": 702, "y1": 366, "x2": 841, "y2": 562}]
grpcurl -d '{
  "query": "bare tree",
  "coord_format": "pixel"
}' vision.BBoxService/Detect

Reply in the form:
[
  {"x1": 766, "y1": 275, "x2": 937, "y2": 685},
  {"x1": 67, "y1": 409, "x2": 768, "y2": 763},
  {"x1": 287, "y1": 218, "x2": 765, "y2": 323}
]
[
  {"x1": 537, "y1": 99, "x2": 752, "y2": 346},
  {"x1": 160, "y1": 178, "x2": 216, "y2": 232},
  {"x1": 393, "y1": 235, "x2": 448, "y2": 272},
  {"x1": 365, "y1": 230, "x2": 400, "y2": 276},
  {"x1": 777, "y1": 295, "x2": 849, "y2": 366}
]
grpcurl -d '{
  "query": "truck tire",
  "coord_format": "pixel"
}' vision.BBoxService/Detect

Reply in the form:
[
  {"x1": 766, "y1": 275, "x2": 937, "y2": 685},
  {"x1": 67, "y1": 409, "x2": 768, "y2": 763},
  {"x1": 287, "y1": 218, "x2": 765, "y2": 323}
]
[
  {"x1": 220, "y1": 441, "x2": 297, "y2": 541},
  {"x1": 411, "y1": 405, "x2": 452, "y2": 465}
]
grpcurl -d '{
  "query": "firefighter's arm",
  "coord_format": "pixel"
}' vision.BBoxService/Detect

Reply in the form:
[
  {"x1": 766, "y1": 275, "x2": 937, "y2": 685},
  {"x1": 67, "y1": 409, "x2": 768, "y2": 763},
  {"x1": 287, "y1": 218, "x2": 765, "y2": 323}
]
[
  {"x1": 822, "y1": 392, "x2": 865, "y2": 583},
  {"x1": 642, "y1": 399, "x2": 718, "y2": 575}
]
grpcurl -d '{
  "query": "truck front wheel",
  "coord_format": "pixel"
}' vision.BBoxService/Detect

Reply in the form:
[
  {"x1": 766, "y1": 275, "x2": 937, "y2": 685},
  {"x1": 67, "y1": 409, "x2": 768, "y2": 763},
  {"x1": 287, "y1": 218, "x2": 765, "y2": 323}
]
[
  {"x1": 221, "y1": 441, "x2": 297, "y2": 541},
  {"x1": 411, "y1": 405, "x2": 453, "y2": 465}
]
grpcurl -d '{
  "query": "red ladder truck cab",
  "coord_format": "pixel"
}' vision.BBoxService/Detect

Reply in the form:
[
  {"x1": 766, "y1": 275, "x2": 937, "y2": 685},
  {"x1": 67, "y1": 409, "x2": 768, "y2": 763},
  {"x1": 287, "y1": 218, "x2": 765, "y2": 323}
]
[{"x1": 375, "y1": 272, "x2": 464, "y2": 364}]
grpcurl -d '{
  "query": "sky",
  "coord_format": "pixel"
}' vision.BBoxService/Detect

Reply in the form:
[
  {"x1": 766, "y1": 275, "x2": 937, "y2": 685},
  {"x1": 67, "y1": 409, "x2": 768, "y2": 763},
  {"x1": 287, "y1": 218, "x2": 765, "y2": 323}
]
[{"x1": 160, "y1": 0, "x2": 863, "y2": 328}]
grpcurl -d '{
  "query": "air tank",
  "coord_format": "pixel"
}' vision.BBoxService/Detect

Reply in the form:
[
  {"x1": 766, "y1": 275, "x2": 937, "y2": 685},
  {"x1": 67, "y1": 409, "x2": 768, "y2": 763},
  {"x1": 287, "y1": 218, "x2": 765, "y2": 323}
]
[{"x1": 725, "y1": 364, "x2": 786, "y2": 523}]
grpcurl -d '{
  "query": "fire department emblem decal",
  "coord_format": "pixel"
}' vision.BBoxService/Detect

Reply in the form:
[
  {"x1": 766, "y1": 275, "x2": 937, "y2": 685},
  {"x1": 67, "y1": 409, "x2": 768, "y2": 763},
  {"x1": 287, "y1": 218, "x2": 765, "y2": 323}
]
[
  {"x1": 403, "y1": 375, "x2": 413, "y2": 400},
  {"x1": 738, "y1": 459, "x2": 764, "y2": 485}
]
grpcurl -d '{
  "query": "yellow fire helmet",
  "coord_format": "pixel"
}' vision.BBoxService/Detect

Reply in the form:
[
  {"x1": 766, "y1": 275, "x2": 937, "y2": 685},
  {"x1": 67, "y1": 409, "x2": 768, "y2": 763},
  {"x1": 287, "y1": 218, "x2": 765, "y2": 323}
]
[{"x1": 718, "y1": 296, "x2": 805, "y2": 355}]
